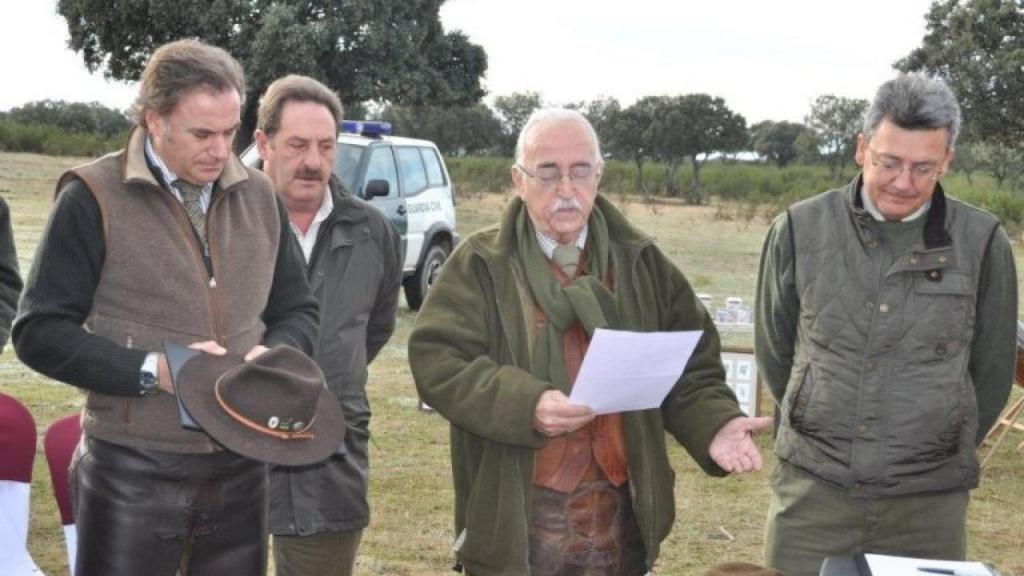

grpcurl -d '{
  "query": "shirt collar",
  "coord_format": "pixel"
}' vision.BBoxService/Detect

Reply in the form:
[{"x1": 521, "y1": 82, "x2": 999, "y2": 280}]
[
  {"x1": 288, "y1": 186, "x2": 334, "y2": 238},
  {"x1": 313, "y1": 186, "x2": 334, "y2": 226},
  {"x1": 534, "y1": 224, "x2": 588, "y2": 260},
  {"x1": 144, "y1": 135, "x2": 215, "y2": 196}
]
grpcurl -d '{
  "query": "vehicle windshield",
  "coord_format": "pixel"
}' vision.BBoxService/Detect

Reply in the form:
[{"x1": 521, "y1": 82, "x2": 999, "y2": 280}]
[{"x1": 335, "y1": 143, "x2": 364, "y2": 193}]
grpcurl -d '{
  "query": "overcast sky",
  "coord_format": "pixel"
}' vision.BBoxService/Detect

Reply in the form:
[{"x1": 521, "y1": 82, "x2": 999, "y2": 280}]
[{"x1": 1, "y1": 0, "x2": 937, "y2": 125}]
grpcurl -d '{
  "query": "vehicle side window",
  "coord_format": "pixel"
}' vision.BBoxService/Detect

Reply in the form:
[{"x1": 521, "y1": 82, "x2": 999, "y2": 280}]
[
  {"x1": 334, "y1": 143, "x2": 364, "y2": 193},
  {"x1": 364, "y1": 147, "x2": 400, "y2": 198},
  {"x1": 396, "y1": 147, "x2": 428, "y2": 196},
  {"x1": 421, "y1": 147, "x2": 446, "y2": 187}
]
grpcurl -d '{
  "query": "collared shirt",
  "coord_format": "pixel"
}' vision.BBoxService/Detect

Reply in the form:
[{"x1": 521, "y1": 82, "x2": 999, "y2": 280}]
[
  {"x1": 288, "y1": 187, "x2": 334, "y2": 263},
  {"x1": 144, "y1": 136, "x2": 213, "y2": 214},
  {"x1": 860, "y1": 186, "x2": 930, "y2": 223},
  {"x1": 534, "y1": 224, "x2": 589, "y2": 260}
]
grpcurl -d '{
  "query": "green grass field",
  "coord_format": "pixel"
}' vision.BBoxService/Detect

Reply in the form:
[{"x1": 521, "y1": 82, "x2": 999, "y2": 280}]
[{"x1": 2, "y1": 151, "x2": 1022, "y2": 575}]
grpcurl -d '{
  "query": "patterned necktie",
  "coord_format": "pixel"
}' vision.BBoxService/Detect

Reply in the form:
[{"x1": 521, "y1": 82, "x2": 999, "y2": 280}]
[
  {"x1": 552, "y1": 243, "x2": 581, "y2": 278},
  {"x1": 174, "y1": 179, "x2": 206, "y2": 247}
]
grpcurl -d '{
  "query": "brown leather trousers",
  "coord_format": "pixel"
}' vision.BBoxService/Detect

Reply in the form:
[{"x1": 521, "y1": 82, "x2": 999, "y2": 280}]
[
  {"x1": 70, "y1": 435, "x2": 268, "y2": 576},
  {"x1": 528, "y1": 480, "x2": 647, "y2": 576}
]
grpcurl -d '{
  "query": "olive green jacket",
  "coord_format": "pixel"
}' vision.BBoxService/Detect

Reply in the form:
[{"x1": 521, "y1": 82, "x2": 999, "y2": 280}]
[{"x1": 409, "y1": 195, "x2": 744, "y2": 576}]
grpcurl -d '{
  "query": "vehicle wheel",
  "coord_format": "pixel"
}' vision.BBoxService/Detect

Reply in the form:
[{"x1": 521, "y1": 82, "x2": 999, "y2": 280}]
[{"x1": 404, "y1": 242, "x2": 450, "y2": 310}]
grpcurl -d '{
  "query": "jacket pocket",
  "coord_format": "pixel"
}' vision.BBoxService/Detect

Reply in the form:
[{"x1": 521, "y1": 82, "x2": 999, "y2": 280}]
[
  {"x1": 784, "y1": 364, "x2": 812, "y2": 428},
  {"x1": 912, "y1": 271, "x2": 974, "y2": 340}
]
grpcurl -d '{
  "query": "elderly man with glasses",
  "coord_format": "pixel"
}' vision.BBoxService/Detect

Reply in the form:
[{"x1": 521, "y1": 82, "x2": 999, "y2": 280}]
[
  {"x1": 755, "y1": 73, "x2": 1018, "y2": 575},
  {"x1": 409, "y1": 108, "x2": 771, "y2": 576}
]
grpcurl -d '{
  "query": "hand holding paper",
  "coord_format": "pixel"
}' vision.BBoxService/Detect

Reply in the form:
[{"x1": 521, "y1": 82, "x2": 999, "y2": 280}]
[{"x1": 533, "y1": 390, "x2": 595, "y2": 437}]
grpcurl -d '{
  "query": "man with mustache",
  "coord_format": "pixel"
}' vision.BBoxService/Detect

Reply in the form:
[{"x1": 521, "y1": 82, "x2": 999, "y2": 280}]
[
  {"x1": 254, "y1": 75, "x2": 402, "y2": 576},
  {"x1": 756, "y1": 73, "x2": 1017, "y2": 575},
  {"x1": 409, "y1": 108, "x2": 772, "y2": 576},
  {"x1": 13, "y1": 40, "x2": 318, "y2": 574}
]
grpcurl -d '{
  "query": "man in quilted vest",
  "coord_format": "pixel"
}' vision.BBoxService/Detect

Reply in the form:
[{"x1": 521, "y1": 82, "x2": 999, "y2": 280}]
[
  {"x1": 756, "y1": 73, "x2": 1017, "y2": 575},
  {"x1": 14, "y1": 39, "x2": 318, "y2": 575}
]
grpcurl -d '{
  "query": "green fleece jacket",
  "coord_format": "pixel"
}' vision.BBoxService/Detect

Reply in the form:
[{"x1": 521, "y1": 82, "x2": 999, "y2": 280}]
[{"x1": 408, "y1": 195, "x2": 744, "y2": 576}]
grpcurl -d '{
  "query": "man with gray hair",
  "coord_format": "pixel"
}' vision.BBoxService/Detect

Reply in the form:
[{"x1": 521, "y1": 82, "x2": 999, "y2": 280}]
[
  {"x1": 14, "y1": 39, "x2": 318, "y2": 574},
  {"x1": 756, "y1": 73, "x2": 1017, "y2": 574},
  {"x1": 410, "y1": 108, "x2": 772, "y2": 576}
]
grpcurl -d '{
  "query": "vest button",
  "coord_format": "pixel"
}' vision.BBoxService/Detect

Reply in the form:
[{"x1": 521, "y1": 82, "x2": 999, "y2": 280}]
[
  {"x1": 857, "y1": 424, "x2": 867, "y2": 434},
  {"x1": 878, "y1": 303, "x2": 889, "y2": 314},
  {"x1": 866, "y1": 360, "x2": 876, "y2": 370},
  {"x1": 865, "y1": 301, "x2": 874, "y2": 310},
  {"x1": 910, "y1": 256, "x2": 918, "y2": 264}
]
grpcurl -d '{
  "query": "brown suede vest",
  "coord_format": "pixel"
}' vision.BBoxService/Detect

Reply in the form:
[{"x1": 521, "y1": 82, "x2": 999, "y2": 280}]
[
  {"x1": 533, "y1": 256, "x2": 628, "y2": 492},
  {"x1": 57, "y1": 128, "x2": 280, "y2": 453}
]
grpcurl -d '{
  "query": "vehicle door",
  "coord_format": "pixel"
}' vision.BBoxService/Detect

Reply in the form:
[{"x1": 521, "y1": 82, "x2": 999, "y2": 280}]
[
  {"x1": 394, "y1": 146, "x2": 436, "y2": 272},
  {"x1": 358, "y1": 144, "x2": 407, "y2": 257}
]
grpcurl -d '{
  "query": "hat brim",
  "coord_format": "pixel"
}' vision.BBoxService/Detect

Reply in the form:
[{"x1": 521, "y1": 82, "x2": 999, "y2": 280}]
[{"x1": 166, "y1": 342, "x2": 345, "y2": 467}]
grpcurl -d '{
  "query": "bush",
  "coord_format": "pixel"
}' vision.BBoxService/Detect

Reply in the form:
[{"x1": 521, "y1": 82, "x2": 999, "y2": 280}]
[{"x1": 0, "y1": 119, "x2": 124, "y2": 157}]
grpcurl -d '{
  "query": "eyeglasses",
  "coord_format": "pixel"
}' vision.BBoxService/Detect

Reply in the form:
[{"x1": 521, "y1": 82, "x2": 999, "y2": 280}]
[
  {"x1": 868, "y1": 148, "x2": 940, "y2": 182},
  {"x1": 515, "y1": 164, "x2": 598, "y2": 189}
]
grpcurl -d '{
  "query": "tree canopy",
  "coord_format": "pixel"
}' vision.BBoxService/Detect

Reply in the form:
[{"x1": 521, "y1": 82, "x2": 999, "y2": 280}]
[
  {"x1": 57, "y1": 0, "x2": 488, "y2": 147},
  {"x1": 647, "y1": 94, "x2": 747, "y2": 202},
  {"x1": 491, "y1": 91, "x2": 543, "y2": 157},
  {"x1": 897, "y1": 0, "x2": 1024, "y2": 147},
  {"x1": 805, "y1": 94, "x2": 868, "y2": 180},
  {"x1": 751, "y1": 120, "x2": 810, "y2": 167},
  {"x1": 381, "y1": 104, "x2": 501, "y2": 156}
]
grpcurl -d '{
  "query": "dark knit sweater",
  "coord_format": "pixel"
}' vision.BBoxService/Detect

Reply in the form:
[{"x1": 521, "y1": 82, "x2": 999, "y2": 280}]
[
  {"x1": 13, "y1": 179, "x2": 318, "y2": 397},
  {"x1": 0, "y1": 197, "x2": 22, "y2": 352}
]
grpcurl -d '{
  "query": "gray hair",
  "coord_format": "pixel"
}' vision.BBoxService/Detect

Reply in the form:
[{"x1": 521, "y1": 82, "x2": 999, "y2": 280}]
[
  {"x1": 862, "y1": 73, "x2": 961, "y2": 148},
  {"x1": 514, "y1": 108, "x2": 603, "y2": 165}
]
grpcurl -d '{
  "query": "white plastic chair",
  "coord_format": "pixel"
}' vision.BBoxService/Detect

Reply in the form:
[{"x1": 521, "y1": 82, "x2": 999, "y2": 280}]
[{"x1": 0, "y1": 392, "x2": 45, "y2": 575}]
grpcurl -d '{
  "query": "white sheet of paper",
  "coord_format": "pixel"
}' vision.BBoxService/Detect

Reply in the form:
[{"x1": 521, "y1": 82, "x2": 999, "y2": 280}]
[
  {"x1": 568, "y1": 328, "x2": 703, "y2": 415},
  {"x1": 864, "y1": 553, "x2": 994, "y2": 576}
]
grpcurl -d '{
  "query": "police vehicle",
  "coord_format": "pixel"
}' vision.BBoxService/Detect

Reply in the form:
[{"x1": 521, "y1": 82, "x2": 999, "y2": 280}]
[{"x1": 242, "y1": 120, "x2": 459, "y2": 310}]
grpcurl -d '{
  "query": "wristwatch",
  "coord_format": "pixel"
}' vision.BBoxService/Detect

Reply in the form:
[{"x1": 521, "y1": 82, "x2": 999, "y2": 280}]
[{"x1": 139, "y1": 352, "x2": 160, "y2": 396}]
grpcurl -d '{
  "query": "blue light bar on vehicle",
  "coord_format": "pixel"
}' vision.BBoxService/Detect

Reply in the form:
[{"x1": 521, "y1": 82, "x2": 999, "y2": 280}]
[{"x1": 340, "y1": 120, "x2": 392, "y2": 136}]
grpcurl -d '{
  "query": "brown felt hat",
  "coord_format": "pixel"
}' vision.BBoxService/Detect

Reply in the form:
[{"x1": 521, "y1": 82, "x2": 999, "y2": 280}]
[
  {"x1": 168, "y1": 343, "x2": 345, "y2": 466},
  {"x1": 703, "y1": 562, "x2": 786, "y2": 576}
]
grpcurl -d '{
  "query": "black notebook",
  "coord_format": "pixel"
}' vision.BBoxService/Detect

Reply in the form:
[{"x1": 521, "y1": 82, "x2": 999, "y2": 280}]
[{"x1": 163, "y1": 341, "x2": 202, "y2": 431}]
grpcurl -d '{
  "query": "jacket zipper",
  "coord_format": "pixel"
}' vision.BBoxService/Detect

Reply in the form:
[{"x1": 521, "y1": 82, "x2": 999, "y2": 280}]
[
  {"x1": 205, "y1": 194, "x2": 227, "y2": 345},
  {"x1": 155, "y1": 185, "x2": 225, "y2": 343}
]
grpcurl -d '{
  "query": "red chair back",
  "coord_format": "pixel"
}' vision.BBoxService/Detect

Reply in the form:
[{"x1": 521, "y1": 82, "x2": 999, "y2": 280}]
[
  {"x1": 0, "y1": 393, "x2": 36, "y2": 483},
  {"x1": 44, "y1": 413, "x2": 82, "y2": 526}
]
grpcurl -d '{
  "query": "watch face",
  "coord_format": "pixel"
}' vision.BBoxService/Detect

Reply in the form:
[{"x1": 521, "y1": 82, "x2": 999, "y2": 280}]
[{"x1": 140, "y1": 371, "x2": 159, "y2": 395}]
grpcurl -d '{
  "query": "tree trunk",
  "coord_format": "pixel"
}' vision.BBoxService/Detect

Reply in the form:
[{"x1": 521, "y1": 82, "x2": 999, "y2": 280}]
[
  {"x1": 634, "y1": 157, "x2": 645, "y2": 195},
  {"x1": 665, "y1": 163, "x2": 679, "y2": 197},
  {"x1": 687, "y1": 155, "x2": 704, "y2": 205}
]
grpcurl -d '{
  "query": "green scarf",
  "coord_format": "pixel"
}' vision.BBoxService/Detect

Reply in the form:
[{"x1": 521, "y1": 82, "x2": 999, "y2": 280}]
[{"x1": 515, "y1": 202, "x2": 622, "y2": 394}]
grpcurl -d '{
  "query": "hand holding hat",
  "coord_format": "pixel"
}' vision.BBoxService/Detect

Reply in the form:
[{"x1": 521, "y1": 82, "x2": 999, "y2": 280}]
[{"x1": 165, "y1": 342, "x2": 345, "y2": 467}]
